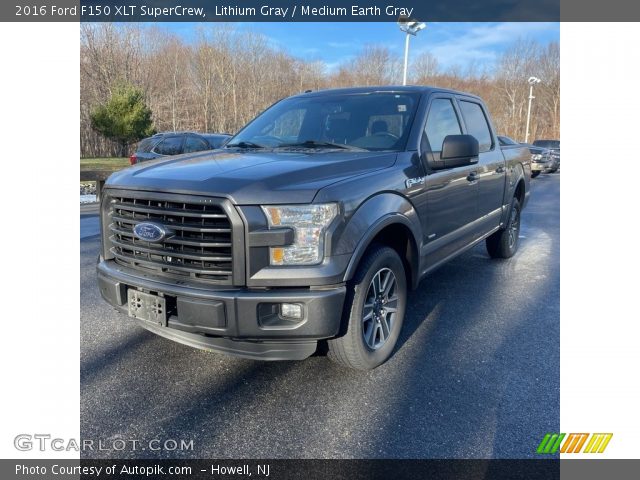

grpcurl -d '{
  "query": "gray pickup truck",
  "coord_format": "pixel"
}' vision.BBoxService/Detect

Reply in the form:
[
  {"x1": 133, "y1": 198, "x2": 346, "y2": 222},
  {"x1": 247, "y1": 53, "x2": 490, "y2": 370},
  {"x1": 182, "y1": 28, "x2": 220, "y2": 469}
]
[{"x1": 97, "y1": 86, "x2": 530, "y2": 370}]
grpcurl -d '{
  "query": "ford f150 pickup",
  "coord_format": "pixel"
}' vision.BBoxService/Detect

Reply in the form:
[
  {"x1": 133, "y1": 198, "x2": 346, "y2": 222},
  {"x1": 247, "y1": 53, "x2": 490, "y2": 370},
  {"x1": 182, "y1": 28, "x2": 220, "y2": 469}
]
[{"x1": 97, "y1": 86, "x2": 530, "y2": 370}]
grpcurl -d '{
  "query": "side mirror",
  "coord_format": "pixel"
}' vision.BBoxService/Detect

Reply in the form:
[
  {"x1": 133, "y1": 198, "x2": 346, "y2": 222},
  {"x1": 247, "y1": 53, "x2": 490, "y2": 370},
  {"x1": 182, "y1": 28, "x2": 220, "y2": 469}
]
[{"x1": 438, "y1": 135, "x2": 479, "y2": 169}]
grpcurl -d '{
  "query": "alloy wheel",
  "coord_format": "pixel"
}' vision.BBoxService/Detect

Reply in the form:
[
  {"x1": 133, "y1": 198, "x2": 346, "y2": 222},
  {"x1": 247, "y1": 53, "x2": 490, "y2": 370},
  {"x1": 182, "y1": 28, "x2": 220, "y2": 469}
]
[
  {"x1": 362, "y1": 268, "x2": 398, "y2": 350},
  {"x1": 508, "y1": 204, "x2": 520, "y2": 249}
]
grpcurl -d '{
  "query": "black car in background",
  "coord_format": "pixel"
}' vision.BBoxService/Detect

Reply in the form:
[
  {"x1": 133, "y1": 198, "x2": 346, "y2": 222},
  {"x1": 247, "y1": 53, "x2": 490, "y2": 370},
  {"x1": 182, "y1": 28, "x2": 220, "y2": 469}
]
[
  {"x1": 523, "y1": 144, "x2": 556, "y2": 177},
  {"x1": 496, "y1": 136, "x2": 559, "y2": 177},
  {"x1": 499, "y1": 136, "x2": 547, "y2": 178},
  {"x1": 532, "y1": 139, "x2": 560, "y2": 151},
  {"x1": 533, "y1": 139, "x2": 560, "y2": 170},
  {"x1": 130, "y1": 132, "x2": 232, "y2": 164}
]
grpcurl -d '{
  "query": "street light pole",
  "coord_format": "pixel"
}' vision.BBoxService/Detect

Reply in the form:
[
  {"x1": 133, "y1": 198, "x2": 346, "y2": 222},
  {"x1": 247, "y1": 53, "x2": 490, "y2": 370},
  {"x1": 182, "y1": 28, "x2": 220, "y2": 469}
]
[
  {"x1": 402, "y1": 32, "x2": 410, "y2": 86},
  {"x1": 525, "y1": 76, "x2": 541, "y2": 144},
  {"x1": 397, "y1": 17, "x2": 426, "y2": 86}
]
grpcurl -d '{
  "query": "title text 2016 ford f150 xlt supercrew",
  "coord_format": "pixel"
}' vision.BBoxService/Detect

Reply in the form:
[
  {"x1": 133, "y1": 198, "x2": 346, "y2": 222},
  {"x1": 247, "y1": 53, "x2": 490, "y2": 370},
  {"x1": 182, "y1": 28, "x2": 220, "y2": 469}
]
[{"x1": 97, "y1": 86, "x2": 530, "y2": 370}]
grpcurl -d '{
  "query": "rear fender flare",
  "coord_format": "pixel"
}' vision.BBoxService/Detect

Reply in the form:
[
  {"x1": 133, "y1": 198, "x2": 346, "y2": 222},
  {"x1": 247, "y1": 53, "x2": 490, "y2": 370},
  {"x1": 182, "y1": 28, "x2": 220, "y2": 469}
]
[{"x1": 501, "y1": 162, "x2": 527, "y2": 225}]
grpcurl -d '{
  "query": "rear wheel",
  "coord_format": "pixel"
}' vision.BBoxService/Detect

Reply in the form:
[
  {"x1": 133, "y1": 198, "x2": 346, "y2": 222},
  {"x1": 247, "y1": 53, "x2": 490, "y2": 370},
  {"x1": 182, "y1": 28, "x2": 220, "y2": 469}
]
[
  {"x1": 486, "y1": 197, "x2": 521, "y2": 259},
  {"x1": 531, "y1": 171, "x2": 540, "y2": 178},
  {"x1": 327, "y1": 245, "x2": 407, "y2": 370}
]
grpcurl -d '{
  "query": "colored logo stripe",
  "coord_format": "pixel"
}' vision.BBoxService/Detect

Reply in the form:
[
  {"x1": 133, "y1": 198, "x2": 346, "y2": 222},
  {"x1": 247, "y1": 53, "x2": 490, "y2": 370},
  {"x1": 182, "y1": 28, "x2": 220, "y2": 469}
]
[
  {"x1": 537, "y1": 433, "x2": 613, "y2": 454},
  {"x1": 583, "y1": 433, "x2": 613, "y2": 453},
  {"x1": 537, "y1": 433, "x2": 565, "y2": 454},
  {"x1": 560, "y1": 433, "x2": 589, "y2": 453}
]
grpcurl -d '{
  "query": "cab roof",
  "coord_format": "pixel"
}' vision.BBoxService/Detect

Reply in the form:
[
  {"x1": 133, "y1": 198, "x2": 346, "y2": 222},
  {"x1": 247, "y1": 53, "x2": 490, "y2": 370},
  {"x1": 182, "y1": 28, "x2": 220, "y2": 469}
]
[{"x1": 293, "y1": 85, "x2": 481, "y2": 101}]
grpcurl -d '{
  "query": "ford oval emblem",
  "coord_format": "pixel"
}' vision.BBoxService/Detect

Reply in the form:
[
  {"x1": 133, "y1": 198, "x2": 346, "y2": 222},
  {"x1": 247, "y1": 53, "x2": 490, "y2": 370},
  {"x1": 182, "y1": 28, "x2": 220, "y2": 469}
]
[{"x1": 133, "y1": 222, "x2": 169, "y2": 243}]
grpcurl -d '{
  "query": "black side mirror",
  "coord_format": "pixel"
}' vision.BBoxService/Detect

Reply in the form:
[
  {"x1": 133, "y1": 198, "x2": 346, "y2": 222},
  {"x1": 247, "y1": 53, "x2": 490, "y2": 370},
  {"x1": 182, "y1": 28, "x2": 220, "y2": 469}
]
[{"x1": 439, "y1": 135, "x2": 479, "y2": 169}]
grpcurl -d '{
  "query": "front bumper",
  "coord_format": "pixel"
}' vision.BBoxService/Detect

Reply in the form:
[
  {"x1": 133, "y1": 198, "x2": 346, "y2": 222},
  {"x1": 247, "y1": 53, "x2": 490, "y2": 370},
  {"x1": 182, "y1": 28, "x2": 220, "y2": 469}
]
[
  {"x1": 97, "y1": 259, "x2": 346, "y2": 360},
  {"x1": 531, "y1": 162, "x2": 549, "y2": 172}
]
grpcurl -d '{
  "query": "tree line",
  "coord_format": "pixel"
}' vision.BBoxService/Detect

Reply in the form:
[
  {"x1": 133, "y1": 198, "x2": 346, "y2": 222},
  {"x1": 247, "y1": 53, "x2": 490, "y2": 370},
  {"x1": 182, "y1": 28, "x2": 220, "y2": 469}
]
[{"x1": 81, "y1": 24, "x2": 559, "y2": 157}]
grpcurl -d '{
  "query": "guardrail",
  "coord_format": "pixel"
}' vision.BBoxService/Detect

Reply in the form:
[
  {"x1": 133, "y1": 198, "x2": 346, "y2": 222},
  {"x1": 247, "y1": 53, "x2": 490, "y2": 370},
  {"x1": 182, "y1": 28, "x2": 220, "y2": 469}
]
[{"x1": 80, "y1": 170, "x2": 113, "y2": 202}]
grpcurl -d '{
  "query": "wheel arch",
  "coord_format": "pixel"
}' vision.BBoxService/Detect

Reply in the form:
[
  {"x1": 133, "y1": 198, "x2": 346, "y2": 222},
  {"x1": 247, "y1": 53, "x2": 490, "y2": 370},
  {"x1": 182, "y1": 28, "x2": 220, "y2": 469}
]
[
  {"x1": 339, "y1": 194, "x2": 422, "y2": 289},
  {"x1": 500, "y1": 160, "x2": 529, "y2": 226},
  {"x1": 514, "y1": 177, "x2": 526, "y2": 206}
]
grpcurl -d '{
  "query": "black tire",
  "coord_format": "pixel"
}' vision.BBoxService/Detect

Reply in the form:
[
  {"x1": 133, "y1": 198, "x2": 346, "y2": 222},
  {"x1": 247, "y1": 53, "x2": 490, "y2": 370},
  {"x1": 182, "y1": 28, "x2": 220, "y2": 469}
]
[
  {"x1": 486, "y1": 197, "x2": 521, "y2": 259},
  {"x1": 531, "y1": 171, "x2": 540, "y2": 178},
  {"x1": 327, "y1": 245, "x2": 407, "y2": 370}
]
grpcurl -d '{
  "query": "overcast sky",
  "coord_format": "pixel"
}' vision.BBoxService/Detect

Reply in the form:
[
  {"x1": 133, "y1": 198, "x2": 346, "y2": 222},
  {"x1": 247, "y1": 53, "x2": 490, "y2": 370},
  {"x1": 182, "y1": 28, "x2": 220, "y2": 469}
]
[{"x1": 165, "y1": 22, "x2": 560, "y2": 73}]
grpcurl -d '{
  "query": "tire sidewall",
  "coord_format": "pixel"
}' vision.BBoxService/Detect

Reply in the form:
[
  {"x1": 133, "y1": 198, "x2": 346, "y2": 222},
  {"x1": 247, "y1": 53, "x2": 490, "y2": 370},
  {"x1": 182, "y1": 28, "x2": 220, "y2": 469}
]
[
  {"x1": 349, "y1": 248, "x2": 407, "y2": 368},
  {"x1": 506, "y1": 197, "x2": 522, "y2": 255}
]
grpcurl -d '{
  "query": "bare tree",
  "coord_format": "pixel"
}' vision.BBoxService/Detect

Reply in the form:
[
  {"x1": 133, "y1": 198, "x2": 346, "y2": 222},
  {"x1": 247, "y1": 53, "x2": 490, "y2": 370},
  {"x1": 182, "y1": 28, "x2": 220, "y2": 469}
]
[
  {"x1": 411, "y1": 52, "x2": 439, "y2": 84},
  {"x1": 80, "y1": 25, "x2": 560, "y2": 157}
]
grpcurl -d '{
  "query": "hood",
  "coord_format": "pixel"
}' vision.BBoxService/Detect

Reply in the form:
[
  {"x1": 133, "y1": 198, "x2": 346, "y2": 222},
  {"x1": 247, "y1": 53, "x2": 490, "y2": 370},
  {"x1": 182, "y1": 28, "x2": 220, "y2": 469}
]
[{"x1": 106, "y1": 149, "x2": 397, "y2": 204}]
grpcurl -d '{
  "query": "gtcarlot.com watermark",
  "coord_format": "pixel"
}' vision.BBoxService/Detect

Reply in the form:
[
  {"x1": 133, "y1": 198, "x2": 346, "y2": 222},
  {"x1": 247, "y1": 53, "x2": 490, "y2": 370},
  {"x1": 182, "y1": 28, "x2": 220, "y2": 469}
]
[{"x1": 14, "y1": 434, "x2": 194, "y2": 452}]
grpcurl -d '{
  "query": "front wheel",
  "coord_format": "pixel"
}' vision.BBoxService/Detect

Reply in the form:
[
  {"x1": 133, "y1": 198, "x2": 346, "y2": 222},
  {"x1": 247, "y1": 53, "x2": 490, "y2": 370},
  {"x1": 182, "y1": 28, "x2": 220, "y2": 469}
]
[
  {"x1": 531, "y1": 171, "x2": 540, "y2": 178},
  {"x1": 486, "y1": 197, "x2": 521, "y2": 259},
  {"x1": 327, "y1": 245, "x2": 407, "y2": 370}
]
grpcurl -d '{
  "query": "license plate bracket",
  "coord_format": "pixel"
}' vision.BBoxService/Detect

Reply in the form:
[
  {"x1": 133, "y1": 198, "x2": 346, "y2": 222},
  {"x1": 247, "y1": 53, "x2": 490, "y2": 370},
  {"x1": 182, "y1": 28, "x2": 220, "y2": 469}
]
[{"x1": 127, "y1": 289, "x2": 167, "y2": 327}]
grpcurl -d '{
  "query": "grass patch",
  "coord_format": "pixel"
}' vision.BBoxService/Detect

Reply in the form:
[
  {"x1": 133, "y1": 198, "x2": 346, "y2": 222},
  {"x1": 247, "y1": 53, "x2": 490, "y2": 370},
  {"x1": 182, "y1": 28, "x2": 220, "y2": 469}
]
[{"x1": 80, "y1": 157, "x2": 130, "y2": 171}]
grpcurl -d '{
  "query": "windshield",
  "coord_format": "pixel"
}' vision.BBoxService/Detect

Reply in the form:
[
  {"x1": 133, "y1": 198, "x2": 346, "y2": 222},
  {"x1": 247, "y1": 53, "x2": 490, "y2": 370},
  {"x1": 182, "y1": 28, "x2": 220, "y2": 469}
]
[
  {"x1": 533, "y1": 140, "x2": 560, "y2": 149},
  {"x1": 226, "y1": 92, "x2": 421, "y2": 152}
]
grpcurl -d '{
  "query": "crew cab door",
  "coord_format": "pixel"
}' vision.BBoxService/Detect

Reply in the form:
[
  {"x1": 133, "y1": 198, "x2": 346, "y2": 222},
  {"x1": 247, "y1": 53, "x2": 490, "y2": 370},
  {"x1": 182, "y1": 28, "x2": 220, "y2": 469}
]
[
  {"x1": 457, "y1": 98, "x2": 506, "y2": 235},
  {"x1": 419, "y1": 96, "x2": 480, "y2": 269}
]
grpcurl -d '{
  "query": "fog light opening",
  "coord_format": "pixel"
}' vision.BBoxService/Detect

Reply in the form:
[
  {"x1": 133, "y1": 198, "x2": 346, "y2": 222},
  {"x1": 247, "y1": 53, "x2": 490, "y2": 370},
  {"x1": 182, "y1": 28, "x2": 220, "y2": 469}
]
[{"x1": 280, "y1": 303, "x2": 303, "y2": 320}]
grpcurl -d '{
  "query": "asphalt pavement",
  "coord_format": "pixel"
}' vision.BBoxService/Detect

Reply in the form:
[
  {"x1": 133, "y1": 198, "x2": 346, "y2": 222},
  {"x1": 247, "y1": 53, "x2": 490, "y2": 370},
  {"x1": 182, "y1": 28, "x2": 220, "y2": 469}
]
[
  {"x1": 81, "y1": 203, "x2": 100, "y2": 239},
  {"x1": 80, "y1": 174, "x2": 560, "y2": 459}
]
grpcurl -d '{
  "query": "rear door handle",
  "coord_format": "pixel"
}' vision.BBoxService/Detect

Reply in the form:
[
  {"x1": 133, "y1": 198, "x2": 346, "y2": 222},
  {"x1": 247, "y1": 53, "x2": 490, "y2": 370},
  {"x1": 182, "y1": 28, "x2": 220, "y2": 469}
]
[
  {"x1": 467, "y1": 171, "x2": 478, "y2": 182},
  {"x1": 496, "y1": 166, "x2": 505, "y2": 174}
]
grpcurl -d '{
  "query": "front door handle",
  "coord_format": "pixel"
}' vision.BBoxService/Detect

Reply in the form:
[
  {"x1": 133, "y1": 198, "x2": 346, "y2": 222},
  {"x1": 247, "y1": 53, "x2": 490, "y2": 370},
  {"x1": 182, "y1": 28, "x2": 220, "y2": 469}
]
[
  {"x1": 467, "y1": 171, "x2": 478, "y2": 182},
  {"x1": 496, "y1": 165, "x2": 505, "y2": 174}
]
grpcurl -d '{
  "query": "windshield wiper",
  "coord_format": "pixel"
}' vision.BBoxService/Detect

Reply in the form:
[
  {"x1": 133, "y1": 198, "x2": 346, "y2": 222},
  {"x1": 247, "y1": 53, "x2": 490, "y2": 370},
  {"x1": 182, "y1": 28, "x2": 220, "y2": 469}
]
[
  {"x1": 276, "y1": 140, "x2": 363, "y2": 151},
  {"x1": 225, "y1": 141, "x2": 265, "y2": 149}
]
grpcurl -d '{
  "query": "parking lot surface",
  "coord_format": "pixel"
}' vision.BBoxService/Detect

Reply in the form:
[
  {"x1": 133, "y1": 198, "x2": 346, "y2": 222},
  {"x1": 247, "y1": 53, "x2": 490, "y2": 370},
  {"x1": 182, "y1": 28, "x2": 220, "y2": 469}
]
[{"x1": 80, "y1": 174, "x2": 560, "y2": 459}]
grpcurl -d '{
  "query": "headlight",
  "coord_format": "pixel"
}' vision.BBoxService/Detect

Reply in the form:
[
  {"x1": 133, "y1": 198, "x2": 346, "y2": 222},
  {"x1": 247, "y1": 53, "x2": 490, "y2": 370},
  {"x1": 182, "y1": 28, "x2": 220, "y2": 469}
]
[
  {"x1": 532, "y1": 154, "x2": 542, "y2": 161},
  {"x1": 261, "y1": 203, "x2": 338, "y2": 265}
]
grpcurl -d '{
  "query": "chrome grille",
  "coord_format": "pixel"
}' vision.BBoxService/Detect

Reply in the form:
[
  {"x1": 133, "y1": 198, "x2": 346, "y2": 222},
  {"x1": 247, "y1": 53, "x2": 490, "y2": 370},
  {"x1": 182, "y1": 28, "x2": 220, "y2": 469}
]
[{"x1": 107, "y1": 194, "x2": 234, "y2": 284}]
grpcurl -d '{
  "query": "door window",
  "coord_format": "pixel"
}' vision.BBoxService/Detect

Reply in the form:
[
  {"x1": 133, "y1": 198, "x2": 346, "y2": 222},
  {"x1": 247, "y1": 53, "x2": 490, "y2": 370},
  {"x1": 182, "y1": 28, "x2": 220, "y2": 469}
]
[
  {"x1": 424, "y1": 99, "x2": 462, "y2": 152},
  {"x1": 153, "y1": 136, "x2": 183, "y2": 156},
  {"x1": 459, "y1": 101, "x2": 493, "y2": 153},
  {"x1": 183, "y1": 136, "x2": 210, "y2": 153}
]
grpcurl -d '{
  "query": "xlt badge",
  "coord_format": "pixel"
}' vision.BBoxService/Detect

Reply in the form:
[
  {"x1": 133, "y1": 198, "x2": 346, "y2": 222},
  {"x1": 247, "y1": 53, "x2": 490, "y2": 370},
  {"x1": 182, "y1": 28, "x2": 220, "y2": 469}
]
[{"x1": 406, "y1": 177, "x2": 426, "y2": 188}]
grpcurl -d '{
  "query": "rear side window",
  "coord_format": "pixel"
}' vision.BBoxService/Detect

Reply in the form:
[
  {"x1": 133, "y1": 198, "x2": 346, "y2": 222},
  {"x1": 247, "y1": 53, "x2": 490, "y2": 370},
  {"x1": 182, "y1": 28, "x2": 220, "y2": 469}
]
[
  {"x1": 183, "y1": 136, "x2": 209, "y2": 153},
  {"x1": 459, "y1": 101, "x2": 493, "y2": 153},
  {"x1": 137, "y1": 137, "x2": 158, "y2": 153},
  {"x1": 424, "y1": 98, "x2": 462, "y2": 152},
  {"x1": 153, "y1": 136, "x2": 183, "y2": 156}
]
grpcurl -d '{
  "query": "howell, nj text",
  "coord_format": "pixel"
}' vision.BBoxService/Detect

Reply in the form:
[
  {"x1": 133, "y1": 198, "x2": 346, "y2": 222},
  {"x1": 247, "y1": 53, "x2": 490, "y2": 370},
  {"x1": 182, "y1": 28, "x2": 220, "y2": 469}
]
[{"x1": 210, "y1": 464, "x2": 271, "y2": 476}]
